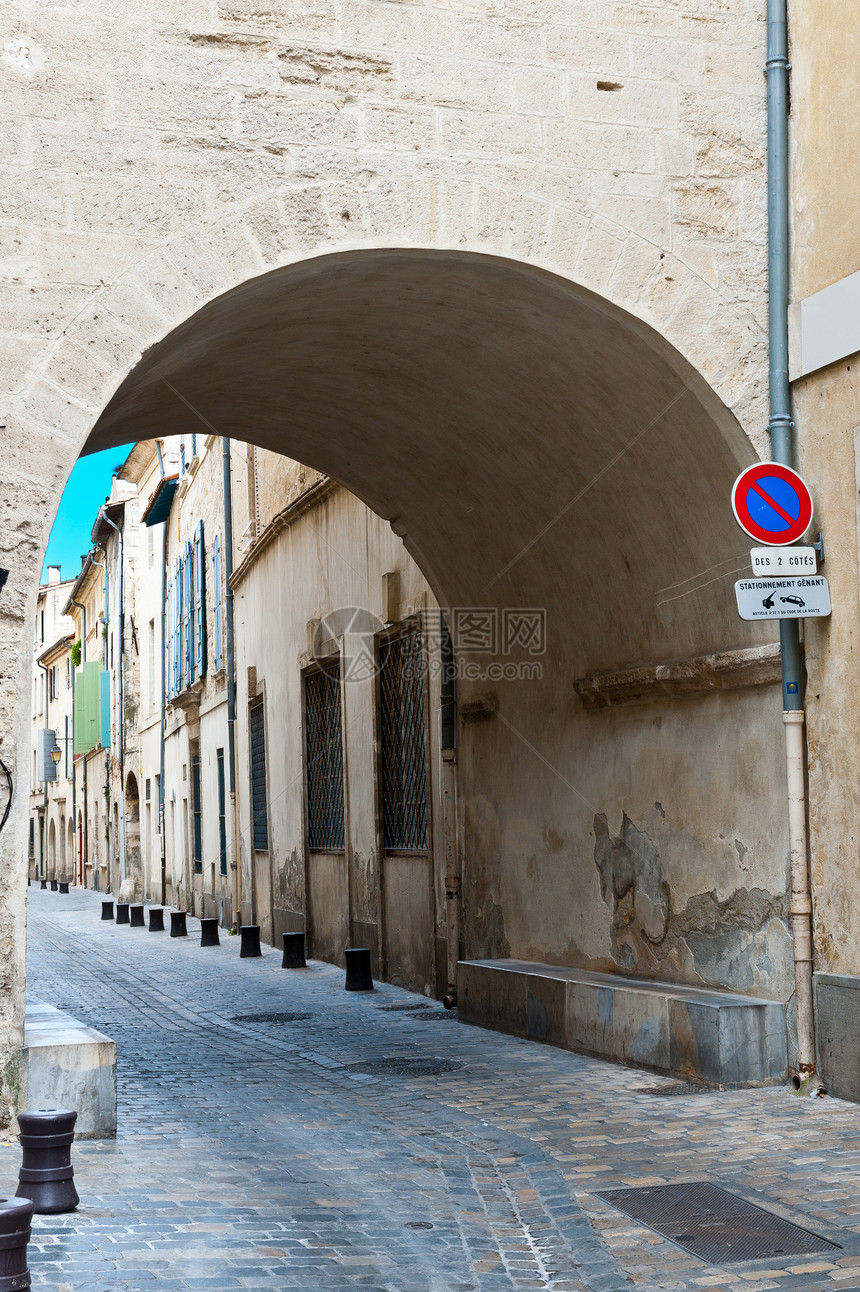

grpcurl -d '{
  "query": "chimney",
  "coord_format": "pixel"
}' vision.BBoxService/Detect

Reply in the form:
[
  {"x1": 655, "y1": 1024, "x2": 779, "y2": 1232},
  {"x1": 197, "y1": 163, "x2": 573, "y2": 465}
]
[{"x1": 47, "y1": 565, "x2": 62, "y2": 586}]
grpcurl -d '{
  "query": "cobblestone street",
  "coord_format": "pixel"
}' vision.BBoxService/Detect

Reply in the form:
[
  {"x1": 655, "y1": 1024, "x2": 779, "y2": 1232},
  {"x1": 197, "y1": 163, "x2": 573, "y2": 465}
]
[{"x1": 9, "y1": 887, "x2": 860, "y2": 1291}]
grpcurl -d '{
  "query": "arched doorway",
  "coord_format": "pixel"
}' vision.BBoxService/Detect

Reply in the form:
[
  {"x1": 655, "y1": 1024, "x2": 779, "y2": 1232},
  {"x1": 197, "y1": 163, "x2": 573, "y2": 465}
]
[
  {"x1": 66, "y1": 817, "x2": 74, "y2": 886},
  {"x1": 47, "y1": 820, "x2": 56, "y2": 884},
  {"x1": 124, "y1": 773, "x2": 142, "y2": 901},
  {"x1": 79, "y1": 250, "x2": 787, "y2": 1001}
]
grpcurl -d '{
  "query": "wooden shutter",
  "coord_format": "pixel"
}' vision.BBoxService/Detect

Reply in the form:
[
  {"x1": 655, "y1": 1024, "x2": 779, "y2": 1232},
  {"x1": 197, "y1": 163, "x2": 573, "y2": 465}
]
[
  {"x1": 194, "y1": 520, "x2": 206, "y2": 679},
  {"x1": 182, "y1": 544, "x2": 193, "y2": 690},
  {"x1": 249, "y1": 699, "x2": 269, "y2": 851},
  {"x1": 213, "y1": 534, "x2": 223, "y2": 671}
]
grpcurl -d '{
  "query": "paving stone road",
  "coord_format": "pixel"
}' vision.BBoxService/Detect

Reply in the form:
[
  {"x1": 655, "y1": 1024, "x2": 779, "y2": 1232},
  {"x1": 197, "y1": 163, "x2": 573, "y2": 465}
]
[{"x1": 8, "y1": 887, "x2": 860, "y2": 1291}]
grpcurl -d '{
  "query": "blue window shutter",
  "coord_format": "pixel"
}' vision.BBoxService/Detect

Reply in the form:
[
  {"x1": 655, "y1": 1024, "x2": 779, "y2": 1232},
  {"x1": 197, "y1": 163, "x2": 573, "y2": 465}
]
[
  {"x1": 100, "y1": 670, "x2": 111, "y2": 749},
  {"x1": 184, "y1": 542, "x2": 194, "y2": 687},
  {"x1": 195, "y1": 519, "x2": 206, "y2": 679},
  {"x1": 174, "y1": 563, "x2": 181, "y2": 696},
  {"x1": 213, "y1": 534, "x2": 223, "y2": 671},
  {"x1": 169, "y1": 572, "x2": 175, "y2": 699}
]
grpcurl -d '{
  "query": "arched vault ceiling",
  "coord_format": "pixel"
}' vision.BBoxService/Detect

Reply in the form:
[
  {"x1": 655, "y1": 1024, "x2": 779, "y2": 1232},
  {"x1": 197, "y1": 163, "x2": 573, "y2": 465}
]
[{"x1": 87, "y1": 249, "x2": 764, "y2": 674}]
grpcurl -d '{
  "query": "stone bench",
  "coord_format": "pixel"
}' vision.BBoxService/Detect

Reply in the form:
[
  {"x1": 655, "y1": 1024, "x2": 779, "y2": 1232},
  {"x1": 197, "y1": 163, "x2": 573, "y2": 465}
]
[
  {"x1": 23, "y1": 999, "x2": 117, "y2": 1137},
  {"x1": 458, "y1": 959, "x2": 787, "y2": 1088}
]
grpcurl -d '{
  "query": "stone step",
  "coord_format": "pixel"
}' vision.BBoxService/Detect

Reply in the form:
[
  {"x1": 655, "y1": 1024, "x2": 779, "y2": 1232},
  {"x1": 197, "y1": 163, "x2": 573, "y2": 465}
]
[
  {"x1": 458, "y1": 959, "x2": 787, "y2": 1088},
  {"x1": 23, "y1": 999, "x2": 116, "y2": 1137}
]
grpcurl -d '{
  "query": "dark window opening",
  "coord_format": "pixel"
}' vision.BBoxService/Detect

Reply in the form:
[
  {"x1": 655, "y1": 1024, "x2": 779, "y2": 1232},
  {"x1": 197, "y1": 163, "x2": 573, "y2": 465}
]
[
  {"x1": 249, "y1": 698, "x2": 269, "y2": 852},
  {"x1": 217, "y1": 748, "x2": 227, "y2": 877},
  {"x1": 378, "y1": 630, "x2": 428, "y2": 851},
  {"x1": 304, "y1": 668, "x2": 345, "y2": 851},
  {"x1": 191, "y1": 752, "x2": 202, "y2": 873}
]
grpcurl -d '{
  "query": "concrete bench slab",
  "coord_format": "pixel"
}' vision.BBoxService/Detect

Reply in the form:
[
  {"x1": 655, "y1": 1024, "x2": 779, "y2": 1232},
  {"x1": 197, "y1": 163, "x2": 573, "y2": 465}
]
[
  {"x1": 23, "y1": 999, "x2": 116, "y2": 1137},
  {"x1": 458, "y1": 959, "x2": 787, "y2": 1088}
]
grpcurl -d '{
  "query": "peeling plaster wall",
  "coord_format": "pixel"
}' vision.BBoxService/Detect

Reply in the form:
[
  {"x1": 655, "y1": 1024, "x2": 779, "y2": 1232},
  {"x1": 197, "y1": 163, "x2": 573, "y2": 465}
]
[{"x1": 459, "y1": 686, "x2": 793, "y2": 1006}]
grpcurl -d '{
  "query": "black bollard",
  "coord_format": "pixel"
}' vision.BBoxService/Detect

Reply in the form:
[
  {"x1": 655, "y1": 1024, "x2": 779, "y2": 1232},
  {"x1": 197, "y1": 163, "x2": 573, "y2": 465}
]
[
  {"x1": 49, "y1": 880, "x2": 57, "y2": 892},
  {"x1": 129, "y1": 905, "x2": 145, "y2": 928},
  {"x1": 101, "y1": 900, "x2": 114, "y2": 922},
  {"x1": 115, "y1": 903, "x2": 129, "y2": 925},
  {"x1": 200, "y1": 917, "x2": 219, "y2": 948},
  {"x1": 344, "y1": 947, "x2": 374, "y2": 992},
  {"x1": 0, "y1": 1194, "x2": 34, "y2": 1290},
  {"x1": 169, "y1": 911, "x2": 187, "y2": 938},
  {"x1": 39, "y1": 881, "x2": 47, "y2": 891},
  {"x1": 58, "y1": 882, "x2": 69, "y2": 894},
  {"x1": 148, "y1": 908, "x2": 164, "y2": 933},
  {"x1": 239, "y1": 925, "x2": 262, "y2": 958},
  {"x1": 282, "y1": 932, "x2": 307, "y2": 969},
  {"x1": 16, "y1": 1109, "x2": 79, "y2": 1214}
]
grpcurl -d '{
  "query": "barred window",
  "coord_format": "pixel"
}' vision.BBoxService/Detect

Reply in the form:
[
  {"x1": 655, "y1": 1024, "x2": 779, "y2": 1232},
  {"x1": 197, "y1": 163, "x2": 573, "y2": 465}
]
[
  {"x1": 304, "y1": 669, "x2": 345, "y2": 850},
  {"x1": 217, "y1": 748, "x2": 227, "y2": 877},
  {"x1": 191, "y1": 752, "x2": 202, "y2": 873},
  {"x1": 249, "y1": 698, "x2": 269, "y2": 852},
  {"x1": 378, "y1": 630, "x2": 428, "y2": 851}
]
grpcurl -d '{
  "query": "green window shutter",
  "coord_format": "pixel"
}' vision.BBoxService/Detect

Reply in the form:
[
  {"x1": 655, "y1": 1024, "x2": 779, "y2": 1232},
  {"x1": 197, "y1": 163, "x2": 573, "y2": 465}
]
[
  {"x1": 74, "y1": 662, "x2": 102, "y2": 754},
  {"x1": 100, "y1": 670, "x2": 111, "y2": 749},
  {"x1": 73, "y1": 673, "x2": 86, "y2": 755}
]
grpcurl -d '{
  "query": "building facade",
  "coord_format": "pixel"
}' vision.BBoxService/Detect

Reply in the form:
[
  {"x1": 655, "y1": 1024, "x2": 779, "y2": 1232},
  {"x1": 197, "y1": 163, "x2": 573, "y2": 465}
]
[
  {"x1": 6, "y1": 0, "x2": 860, "y2": 1116},
  {"x1": 28, "y1": 568, "x2": 75, "y2": 885}
]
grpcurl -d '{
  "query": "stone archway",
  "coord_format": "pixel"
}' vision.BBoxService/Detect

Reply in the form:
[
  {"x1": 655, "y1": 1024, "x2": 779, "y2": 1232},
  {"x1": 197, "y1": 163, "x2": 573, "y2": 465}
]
[
  {"x1": 3, "y1": 252, "x2": 783, "y2": 1110},
  {"x1": 82, "y1": 247, "x2": 787, "y2": 988},
  {"x1": 123, "y1": 773, "x2": 142, "y2": 901}
]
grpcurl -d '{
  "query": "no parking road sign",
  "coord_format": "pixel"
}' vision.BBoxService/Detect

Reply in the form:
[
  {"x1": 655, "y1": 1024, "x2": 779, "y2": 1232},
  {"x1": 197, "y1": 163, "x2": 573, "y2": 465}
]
[{"x1": 731, "y1": 462, "x2": 813, "y2": 546}]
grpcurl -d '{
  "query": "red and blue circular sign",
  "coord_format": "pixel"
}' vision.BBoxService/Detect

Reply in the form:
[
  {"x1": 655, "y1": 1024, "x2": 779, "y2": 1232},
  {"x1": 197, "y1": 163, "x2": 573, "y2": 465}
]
[{"x1": 731, "y1": 462, "x2": 813, "y2": 546}]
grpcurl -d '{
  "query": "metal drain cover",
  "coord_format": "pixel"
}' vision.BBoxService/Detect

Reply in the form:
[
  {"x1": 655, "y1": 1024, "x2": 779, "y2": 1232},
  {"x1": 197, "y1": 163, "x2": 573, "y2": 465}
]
[
  {"x1": 345, "y1": 1056, "x2": 463, "y2": 1077},
  {"x1": 377, "y1": 1002, "x2": 432, "y2": 1012},
  {"x1": 405, "y1": 1009, "x2": 457, "y2": 1021},
  {"x1": 638, "y1": 1081, "x2": 719, "y2": 1096},
  {"x1": 597, "y1": 1182, "x2": 839, "y2": 1265},
  {"x1": 230, "y1": 1011, "x2": 311, "y2": 1023}
]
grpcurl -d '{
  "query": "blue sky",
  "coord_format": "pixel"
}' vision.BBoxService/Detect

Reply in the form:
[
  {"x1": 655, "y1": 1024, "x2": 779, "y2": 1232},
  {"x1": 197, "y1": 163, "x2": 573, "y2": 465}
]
[{"x1": 41, "y1": 445, "x2": 134, "y2": 582}]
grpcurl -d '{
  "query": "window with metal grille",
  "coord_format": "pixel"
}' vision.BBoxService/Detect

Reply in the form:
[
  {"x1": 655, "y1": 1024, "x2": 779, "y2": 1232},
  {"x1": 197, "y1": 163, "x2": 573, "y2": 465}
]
[
  {"x1": 249, "y1": 698, "x2": 269, "y2": 851},
  {"x1": 217, "y1": 748, "x2": 227, "y2": 876},
  {"x1": 304, "y1": 669, "x2": 345, "y2": 850},
  {"x1": 378, "y1": 630, "x2": 428, "y2": 851},
  {"x1": 191, "y1": 752, "x2": 202, "y2": 873}
]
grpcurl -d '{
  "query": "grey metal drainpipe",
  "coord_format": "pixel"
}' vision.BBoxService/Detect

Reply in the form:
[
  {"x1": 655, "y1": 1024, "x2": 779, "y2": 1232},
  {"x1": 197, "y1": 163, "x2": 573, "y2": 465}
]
[
  {"x1": 222, "y1": 438, "x2": 242, "y2": 928},
  {"x1": 766, "y1": 0, "x2": 816, "y2": 1080}
]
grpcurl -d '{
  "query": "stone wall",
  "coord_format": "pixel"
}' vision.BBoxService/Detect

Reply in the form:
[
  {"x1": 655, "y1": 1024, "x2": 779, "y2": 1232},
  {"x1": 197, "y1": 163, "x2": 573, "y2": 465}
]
[{"x1": 0, "y1": 0, "x2": 772, "y2": 1113}]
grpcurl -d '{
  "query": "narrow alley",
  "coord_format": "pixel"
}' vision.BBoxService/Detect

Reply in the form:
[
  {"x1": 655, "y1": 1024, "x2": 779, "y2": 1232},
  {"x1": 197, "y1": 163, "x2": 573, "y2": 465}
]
[{"x1": 10, "y1": 887, "x2": 860, "y2": 1292}]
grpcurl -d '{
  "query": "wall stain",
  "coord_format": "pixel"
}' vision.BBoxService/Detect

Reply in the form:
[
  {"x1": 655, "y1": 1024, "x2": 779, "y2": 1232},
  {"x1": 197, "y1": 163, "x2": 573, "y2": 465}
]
[{"x1": 593, "y1": 812, "x2": 790, "y2": 992}]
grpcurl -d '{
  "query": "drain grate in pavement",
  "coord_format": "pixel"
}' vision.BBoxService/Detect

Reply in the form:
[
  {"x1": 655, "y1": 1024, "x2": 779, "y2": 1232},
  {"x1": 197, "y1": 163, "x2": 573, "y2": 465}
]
[
  {"x1": 230, "y1": 1011, "x2": 312, "y2": 1023},
  {"x1": 376, "y1": 1002, "x2": 432, "y2": 1012},
  {"x1": 596, "y1": 1182, "x2": 839, "y2": 1265},
  {"x1": 405, "y1": 1009, "x2": 457, "y2": 1021},
  {"x1": 638, "y1": 1081, "x2": 720, "y2": 1096},
  {"x1": 345, "y1": 1056, "x2": 463, "y2": 1078}
]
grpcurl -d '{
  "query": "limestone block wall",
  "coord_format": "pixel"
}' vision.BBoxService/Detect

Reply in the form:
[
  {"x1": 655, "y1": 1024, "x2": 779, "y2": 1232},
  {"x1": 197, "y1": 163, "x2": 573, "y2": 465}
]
[{"x1": 0, "y1": 0, "x2": 771, "y2": 1116}]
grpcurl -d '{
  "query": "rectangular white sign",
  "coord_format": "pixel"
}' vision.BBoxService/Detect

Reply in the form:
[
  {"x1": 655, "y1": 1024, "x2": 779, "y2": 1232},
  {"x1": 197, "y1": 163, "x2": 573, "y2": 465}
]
[
  {"x1": 735, "y1": 576, "x2": 831, "y2": 620},
  {"x1": 750, "y1": 546, "x2": 817, "y2": 577}
]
